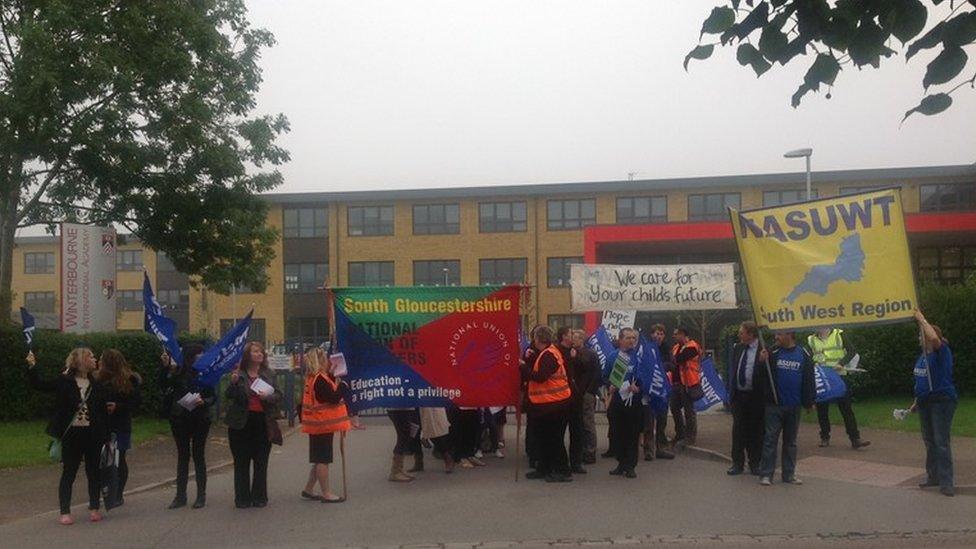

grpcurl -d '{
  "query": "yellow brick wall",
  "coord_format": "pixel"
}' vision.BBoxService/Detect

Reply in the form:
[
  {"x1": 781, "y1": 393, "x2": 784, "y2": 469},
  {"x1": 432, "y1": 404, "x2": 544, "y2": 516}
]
[{"x1": 10, "y1": 240, "x2": 60, "y2": 317}]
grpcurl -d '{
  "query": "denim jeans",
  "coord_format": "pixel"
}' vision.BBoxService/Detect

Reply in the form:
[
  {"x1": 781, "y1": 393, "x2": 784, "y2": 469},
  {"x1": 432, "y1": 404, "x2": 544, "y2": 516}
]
[
  {"x1": 918, "y1": 395, "x2": 957, "y2": 489},
  {"x1": 760, "y1": 405, "x2": 800, "y2": 480}
]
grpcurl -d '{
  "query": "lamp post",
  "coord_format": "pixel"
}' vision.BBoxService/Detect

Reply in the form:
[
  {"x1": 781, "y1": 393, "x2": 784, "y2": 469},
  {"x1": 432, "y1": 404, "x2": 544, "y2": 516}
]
[
  {"x1": 442, "y1": 267, "x2": 449, "y2": 286},
  {"x1": 784, "y1": 147, "x2": 814, "y2": 200}
]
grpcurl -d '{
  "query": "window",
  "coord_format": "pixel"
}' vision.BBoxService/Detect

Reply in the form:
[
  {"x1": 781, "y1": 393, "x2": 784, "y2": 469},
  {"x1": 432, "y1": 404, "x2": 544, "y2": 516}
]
[
  {"x1": 916, "y1": 247, "x2": 976, "y2": 284},
  {"x1": 24, "y1": 252, "x2": 55, "y2": 274},
  {"x1": 547, "y1": 198, "x2": 596, "y2": 230},
  {"x1": 413, "y1": 260, "x2": 461, "y2": 286},
  {"x1": 687, "y1": 193, "x2": 740, "y2": 221},
  {"x1": 547, "y1": 314, "x2": 584, "y2": 330},
  {"x1": 347, "y1": 205, "x2": 394, "y2": 236},
  {"x1": 157, "y1": 289, "x2": 190, "y2": 310},
  {"x1": 286, "y1": 317, "x2": 329, "y2": 343},
  {"x1": 616, "y1": 196, "x2": 667, "y2": 224},
  {"x1": 284, "y1": 207, "x2": 328, "y2": 238},
  {"x1": 116, "y1": 290, "x2": 143, "y2": 312},
  {"x1": 479, "y1": 201, "x2": 527, "y2": 233},
  {"x1": 221, "y1": 318, "x2": 266, "y2": 345},
  {"x1": 839, "y1": 185, "x2": 889, "y2": 196},
  {"x1": 413, "y1": 204, "x2": 460, "y2": 235},
  {"x1": 24, "y1": 291, "x2": 55, "y2": 313},
  {"x1": 348, "y1": 261, "x2": 395, "y2": 286},
  {"x1": 763, "y1": 189, "x2": 818, "y2": 207},
  {"x1": 920, "y1": 183, "x2": 976, "y2": 212},
  {"x1": 479, "y1": 258, "x2": 527, "y2": 285},
  {"x1": 284, "y1": 263, "x2": 329, "y2": 293},
  {"x1": 116, "y1": 250, "x2": 143, "y2": 271},
  {"x1": 547, "y1": 257, "x2": 581, "y2": 288},
  {"x1": 156, "y1": 252, "x2": 177, "y2": 272}
]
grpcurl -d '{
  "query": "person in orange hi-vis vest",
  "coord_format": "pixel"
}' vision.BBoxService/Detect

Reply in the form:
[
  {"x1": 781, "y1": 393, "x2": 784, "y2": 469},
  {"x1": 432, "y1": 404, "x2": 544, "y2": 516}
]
[
  {"x1": 524, "y1": 325, "x2": 574, "y2": 483},
  {"x1": 300, "y1": 348, "x2": 351, "y2": 503},
  {"x1": 670, "y1": 327, "x2": 702, "y2": 446}
]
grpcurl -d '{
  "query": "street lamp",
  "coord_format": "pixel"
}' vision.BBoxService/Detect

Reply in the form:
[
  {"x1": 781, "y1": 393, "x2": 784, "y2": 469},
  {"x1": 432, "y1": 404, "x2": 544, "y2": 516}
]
[
  {"x1": 784, "y1": 147, "x2": 813, "y2": 200},
  {"x1": 442, "y1": 267, "x2": 449, "y2": 286}
]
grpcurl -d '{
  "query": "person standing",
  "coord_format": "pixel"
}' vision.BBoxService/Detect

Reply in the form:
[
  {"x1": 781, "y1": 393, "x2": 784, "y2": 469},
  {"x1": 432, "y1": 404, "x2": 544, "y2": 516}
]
[
  {"x1": 95, "y1": 349, "x2": 142, "y2": 505},
  {"x1": 645, "y1": 324, "x2": 675, "y2": 461},
  {"x1": 807, "y1": 327, "x2": 870, "y2": 449},
  {"x1": 300, "y1": 348, "x2": 350, "y2": 503},
  {"x1": 606, "y1": 328, "x2": 643, "y2": 479},
  {"x1": 571, "y1": 329, "x2": 601, "y2": 465},
  {"x1": 386, "y1": 408, "x2": 422, "y2": 480},
  {"x1": 160, "y1": 344, "x2": 214, "y2": 510},
  {"x1": 225, "y1": 342, "x2": 282, "y2": 508},
  {"x1": 26, "y1": 348, "x2": 108, "y2": 525},
  {"x1": 756, "y1": 332, "x2": 815, "y2": 486},
  {"x1": 727, "y1": 321, "x2": 763, "y2": 476},
  {"x1": 451, "y1": 406, "x2": 485, "y2": 469},
  {"x1": 524, "y1": 325, "x2": 573, "y2": 482},
  {"x1": 912, "y1": 310, "x2": 958, "y2": 497},
  {"x1": 670, "y1": 327, "x2": 702, "y2": 446},
  {"x1": 420, "y1": 407, "x2": 455, "y2": 473},
  {"x1": 555, "y1": 326, "x2": 586, "y2": 475}
]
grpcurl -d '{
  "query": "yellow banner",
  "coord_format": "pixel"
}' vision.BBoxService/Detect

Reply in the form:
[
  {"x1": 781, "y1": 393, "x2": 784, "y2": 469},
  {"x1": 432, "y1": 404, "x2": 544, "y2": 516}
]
[{"x1": 731, "y1": 189, "x2": 918, "y2": 331}]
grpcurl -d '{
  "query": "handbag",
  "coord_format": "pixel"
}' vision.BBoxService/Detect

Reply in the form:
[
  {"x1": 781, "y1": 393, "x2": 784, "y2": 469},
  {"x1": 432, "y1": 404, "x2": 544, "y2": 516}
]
[
  {"x1": 48, "y1": 383, "x2": 93, "y2": 463},
  {"x1": 100, "y1": 434, "x2": 122, "y2": 510},
  {"x1": 266, "y1": 416, "x2": 283, "y2": 446}
]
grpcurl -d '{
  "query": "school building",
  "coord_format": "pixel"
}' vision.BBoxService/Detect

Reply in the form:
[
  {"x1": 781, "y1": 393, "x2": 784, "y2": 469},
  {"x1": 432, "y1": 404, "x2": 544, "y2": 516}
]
[{"x1": 10, "y1": 163, "x2": 976, "y2": 349}]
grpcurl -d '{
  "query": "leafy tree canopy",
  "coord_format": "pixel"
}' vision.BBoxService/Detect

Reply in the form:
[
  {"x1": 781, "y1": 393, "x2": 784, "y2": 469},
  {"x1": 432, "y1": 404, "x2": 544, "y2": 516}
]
[
  {"x1": 0, "y1": 0, "x2": 289, "y2": 317},
  {"x1": 686, "y1": 0, "x2": 976, "y2": 121}
]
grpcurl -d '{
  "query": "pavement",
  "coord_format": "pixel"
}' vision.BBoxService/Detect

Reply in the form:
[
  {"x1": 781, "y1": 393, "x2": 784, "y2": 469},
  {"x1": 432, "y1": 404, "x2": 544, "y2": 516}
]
[{"x1": 1, "y1": 413, "x2": 975, "y2": 548}]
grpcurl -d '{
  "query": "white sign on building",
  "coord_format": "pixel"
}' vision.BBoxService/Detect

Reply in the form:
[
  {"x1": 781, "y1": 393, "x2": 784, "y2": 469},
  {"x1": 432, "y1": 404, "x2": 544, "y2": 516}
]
[{"x1": 60, "y1": 223, "x2": 117, "y2": 333}]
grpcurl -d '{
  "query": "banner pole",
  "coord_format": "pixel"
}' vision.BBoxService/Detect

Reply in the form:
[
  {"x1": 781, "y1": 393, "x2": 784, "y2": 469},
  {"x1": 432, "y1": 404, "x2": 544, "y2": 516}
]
[
  {"x1": 340, "y1": 430, "x2": 348, "y2": 500},
  {"x1": 515, "y1": 404, "x2": 522, "y2": 483}
]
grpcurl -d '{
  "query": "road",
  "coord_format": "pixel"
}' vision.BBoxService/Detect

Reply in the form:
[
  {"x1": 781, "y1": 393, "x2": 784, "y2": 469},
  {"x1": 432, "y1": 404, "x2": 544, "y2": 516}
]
[{"x1": 1, "y1": 418, "x2": 974, "y2": 548}]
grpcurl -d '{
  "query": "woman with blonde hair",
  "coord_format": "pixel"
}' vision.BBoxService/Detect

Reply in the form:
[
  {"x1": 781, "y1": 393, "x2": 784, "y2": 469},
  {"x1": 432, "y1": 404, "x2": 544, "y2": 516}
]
[
  {"x1": 300, "y1": 348, "x2": 350, "y2": 502},
  {"x1": 225, "y1": 341, "x2": 282, "y2": 508},
  {"x1": 95, "y1": 348, "x2": 142, "y2": 505},
  {"x1": 26, "y1": 347, "x2": 108, "y2": 525}
]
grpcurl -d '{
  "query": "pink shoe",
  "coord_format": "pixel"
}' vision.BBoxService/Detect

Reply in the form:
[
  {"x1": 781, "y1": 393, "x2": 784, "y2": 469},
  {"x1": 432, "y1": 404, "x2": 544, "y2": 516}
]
[
  {"x1": 59, "y1": 514, "x2": 74, "y2": 525},
  {"x1": 89, "y1": 510, "x2": 102, "y2": 522}
]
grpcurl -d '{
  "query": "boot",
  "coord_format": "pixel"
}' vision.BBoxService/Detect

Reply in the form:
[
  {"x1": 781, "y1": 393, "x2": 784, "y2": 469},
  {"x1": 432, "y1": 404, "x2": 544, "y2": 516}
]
[
  {"x1": 388, "y1": 455, "x2": 414, "y2": 482},
  {"x1": 443, "y1": 454, "x2": 455, "y2": 474},
  {"x1": 407, "y1": 451, "x2": 424, "y2": 473}
]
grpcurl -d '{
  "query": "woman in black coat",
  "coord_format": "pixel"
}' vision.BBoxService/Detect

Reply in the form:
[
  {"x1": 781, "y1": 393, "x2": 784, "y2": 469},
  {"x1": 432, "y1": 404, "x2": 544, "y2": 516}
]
[
  {"x1": 95, "y1": 348, "x2": 142, "y2": 505},
  {"x1": 26, "y1": 348, "x2": 109, "y2": 526},
  {"x1": 159, "y1": 343, "x2": 214, "y2": 509}
]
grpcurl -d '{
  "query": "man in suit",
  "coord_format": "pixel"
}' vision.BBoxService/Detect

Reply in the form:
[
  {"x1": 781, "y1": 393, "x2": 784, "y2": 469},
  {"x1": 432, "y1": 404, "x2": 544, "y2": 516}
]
[{"x1": 727, "y1": 321, "x2": 764, "y2": 476}]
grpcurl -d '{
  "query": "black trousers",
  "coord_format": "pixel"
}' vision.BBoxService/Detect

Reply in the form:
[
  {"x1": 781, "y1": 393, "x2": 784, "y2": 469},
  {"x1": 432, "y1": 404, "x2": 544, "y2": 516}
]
[
  {"x1": 730, "y1": 390, "x2": 765, "y2": 470},
  {"x1": 670, "y1": 385, "x2": 698, "y2": 442},
  {"x1": 387, "y1": 409, "x2": 421, "y2": 455},
  {"x1": 611, "y1": 400, "x2": 644, "y2": 470},
  {"x1": 567, "y1": 399, "x2": 585, "y2": 468},
  {"x1": 817, "y1": 394, "x2": 861, "y2": 442},
  {"x1": 171, "y1": 417, "x2": 210, "y2": 499},
  {"x1": 59, "y1": 426, "x2": 101, "y2": 514},
  {"x1": 642, "y1": 407, "x2": 669, "y2": 455},
  {"x1": 533, "y1": 408, "x2": 570, "y2": 476},
  {"x1": 525, "y1": 410, "x2": 539, "y2": 464},
  {"x1": 605, "y1": 395, "x2": 619, "y2": 456},
  {"x1": 450, "y1": 408, "x2": 480, "y2": 460},
  {"x1": 228, "y1": 411, "x2": 271, "y2": 505}
]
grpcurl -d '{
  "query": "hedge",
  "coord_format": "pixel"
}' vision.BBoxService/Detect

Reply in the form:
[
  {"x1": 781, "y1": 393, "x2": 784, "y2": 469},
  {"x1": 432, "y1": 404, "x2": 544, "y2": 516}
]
[{"x1": 716, "y1": 278, "x2": 976, "y2": 398}]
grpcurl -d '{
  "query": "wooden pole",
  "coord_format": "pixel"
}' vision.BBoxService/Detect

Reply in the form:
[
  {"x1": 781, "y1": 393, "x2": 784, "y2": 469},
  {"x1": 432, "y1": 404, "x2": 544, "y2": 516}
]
[
  {"x1": 515, "y1": 405, "x2": 522, "y2": 482},
  {"x1": 340, "y1": 430, "x2": 348, "y2": 500}
]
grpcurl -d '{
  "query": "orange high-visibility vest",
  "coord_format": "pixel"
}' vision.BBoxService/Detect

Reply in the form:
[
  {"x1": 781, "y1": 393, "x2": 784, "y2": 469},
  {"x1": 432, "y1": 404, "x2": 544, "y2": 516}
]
[
  {"x1": 301, "y1": 373, "x2": 352, "y2": 434},
  {"x1": 672, "y1": 340, "x2": 702, "y2": 387},
  {"x1": 527, "y1": 345, "x2": 572, "y2": 404}
]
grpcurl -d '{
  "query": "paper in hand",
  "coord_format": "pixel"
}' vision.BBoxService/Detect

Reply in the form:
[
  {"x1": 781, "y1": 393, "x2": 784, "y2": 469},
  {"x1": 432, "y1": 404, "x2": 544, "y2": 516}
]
[
  {"x1": 844, "y1": 353, "x2": 866, "y2": 373},
  {"x1": 250, "y1": 377, "x2": 274, "y2": 397},
  {"x1": 177, "y1": 392, "x2": 201, "y2": 411},
  {"x1": 329, "y1": 352, "x2": 348, "y2": 377}
]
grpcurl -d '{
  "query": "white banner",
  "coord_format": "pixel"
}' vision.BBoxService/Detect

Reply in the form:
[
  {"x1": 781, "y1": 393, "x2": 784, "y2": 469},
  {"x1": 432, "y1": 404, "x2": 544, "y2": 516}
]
[
  {"x1": 61, "y1": 224, "x2": 117, "y2": 333},
  {"x1": 571, "y1": 263, "x2": 737, "y2": 312},
  {"x1": 601, "y1": 310, "x2": 636, "y2": 338}
]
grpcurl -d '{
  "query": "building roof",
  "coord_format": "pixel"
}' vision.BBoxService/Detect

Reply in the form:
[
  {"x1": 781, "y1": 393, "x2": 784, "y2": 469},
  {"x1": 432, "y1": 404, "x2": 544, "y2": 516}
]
[{"x1": 265, "y1": 164, "x2": 976, "y2": 204}]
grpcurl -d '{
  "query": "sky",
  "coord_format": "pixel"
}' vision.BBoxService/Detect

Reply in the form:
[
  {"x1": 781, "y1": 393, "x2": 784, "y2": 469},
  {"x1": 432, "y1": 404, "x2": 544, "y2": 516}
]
[{"x1": 244, "y1": 0, "x2": 976, "y2": 193}]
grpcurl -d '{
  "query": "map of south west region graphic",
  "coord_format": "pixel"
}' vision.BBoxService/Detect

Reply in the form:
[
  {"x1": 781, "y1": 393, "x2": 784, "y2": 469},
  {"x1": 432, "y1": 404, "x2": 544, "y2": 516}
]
[{"x1": 784, "y1": 234, "x2": 866, "y2": 304}]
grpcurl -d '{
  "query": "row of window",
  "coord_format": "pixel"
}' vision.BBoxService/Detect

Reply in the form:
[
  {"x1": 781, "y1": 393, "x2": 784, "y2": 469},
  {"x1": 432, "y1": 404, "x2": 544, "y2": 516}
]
[
  {"x1": 344, "y1": 257, "x2": 583, "y2": 287},
  {"x1": 23, "y1": 250, "x2": 175, "y2": 274}
]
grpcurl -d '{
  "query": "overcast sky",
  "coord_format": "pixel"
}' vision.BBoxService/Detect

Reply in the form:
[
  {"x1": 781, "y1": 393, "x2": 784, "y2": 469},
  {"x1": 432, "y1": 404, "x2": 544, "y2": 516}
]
[{"x1": 245, "y1": 0, "x2": 975, "y2": 193}]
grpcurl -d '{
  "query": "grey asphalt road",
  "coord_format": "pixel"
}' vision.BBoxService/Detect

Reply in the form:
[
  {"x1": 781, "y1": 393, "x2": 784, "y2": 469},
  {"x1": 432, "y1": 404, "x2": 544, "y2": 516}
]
[{"x1": 2, "y1": 418, "x2": 974, "y2": 548}]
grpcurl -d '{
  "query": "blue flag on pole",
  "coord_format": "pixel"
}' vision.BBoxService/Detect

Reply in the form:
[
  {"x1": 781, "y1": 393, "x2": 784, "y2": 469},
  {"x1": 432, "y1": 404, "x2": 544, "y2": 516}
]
[
  {"x1": 585, "y1": 325, "x2": 615, "y2": 379},
  {"x1": 636, "y1": 335, "x2": 671, "y2": 414},
  {"x1": 694, "y1": 356, "x2": 728, "y2": 412},
  {"x1": 143, "y1": 272, "x2": 184, "y2": 367},
  {"x1": 193, "y1": 310, "x2": 253, "y2": 388},
  {"x1": 815, "y1": 365, "x2": 848, "y2": 403},
  {"x1": 20, "y1": 307, "x2": 35, "y2": 349}
]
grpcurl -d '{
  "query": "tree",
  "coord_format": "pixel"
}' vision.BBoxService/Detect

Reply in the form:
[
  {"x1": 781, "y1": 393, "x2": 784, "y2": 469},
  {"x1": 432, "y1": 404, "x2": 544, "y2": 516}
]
[
  {"x1": 0, "y1": 0, "x2": 289, "y2": 321},
  {"x1": 685, "y1": 1, "x2": 976, "y2": 121}
]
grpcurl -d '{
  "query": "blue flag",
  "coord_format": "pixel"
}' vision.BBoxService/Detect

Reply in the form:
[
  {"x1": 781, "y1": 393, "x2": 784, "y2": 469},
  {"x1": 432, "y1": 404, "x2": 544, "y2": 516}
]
[
  {"x1": 519, "y1": 327, "x2": 530, "y2": 354},
  {"x1": 193, "y1": 310, "x2": 253, "y2": 388},
  {"x1": 636, "y1": 335, "x2": 671, "y2": 414},
  {"x1": 815, "y1": 365, "x2": 848, "y2": 403},
  {"x1": 143, "y1": 272, "x2": 184, "y2": 367},
  {"x1": 585, "y1": 325, "x2": 614, "y2": 379},
  {"x1": 20, "y1": 307, "x2": 35, "y2": 349},
  {"x1": 694, "y1": 356, "x2": 728, "y2": 412}
]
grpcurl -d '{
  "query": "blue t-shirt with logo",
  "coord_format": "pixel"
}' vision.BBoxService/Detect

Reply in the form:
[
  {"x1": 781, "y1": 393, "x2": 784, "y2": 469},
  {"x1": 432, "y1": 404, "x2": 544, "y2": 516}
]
[
  {"x1": 914, "y1": 343, "x2": 956, "y2": 401},
  {"x1": 773, "y1": 346, "x2": 806, "y2": 407}
]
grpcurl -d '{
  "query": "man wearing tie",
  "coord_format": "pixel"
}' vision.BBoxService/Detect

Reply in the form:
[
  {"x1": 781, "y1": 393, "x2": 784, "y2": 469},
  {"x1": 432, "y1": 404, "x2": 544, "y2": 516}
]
[{"x1": 727, "y1": 321, "x2": 764, "y2": 476}]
